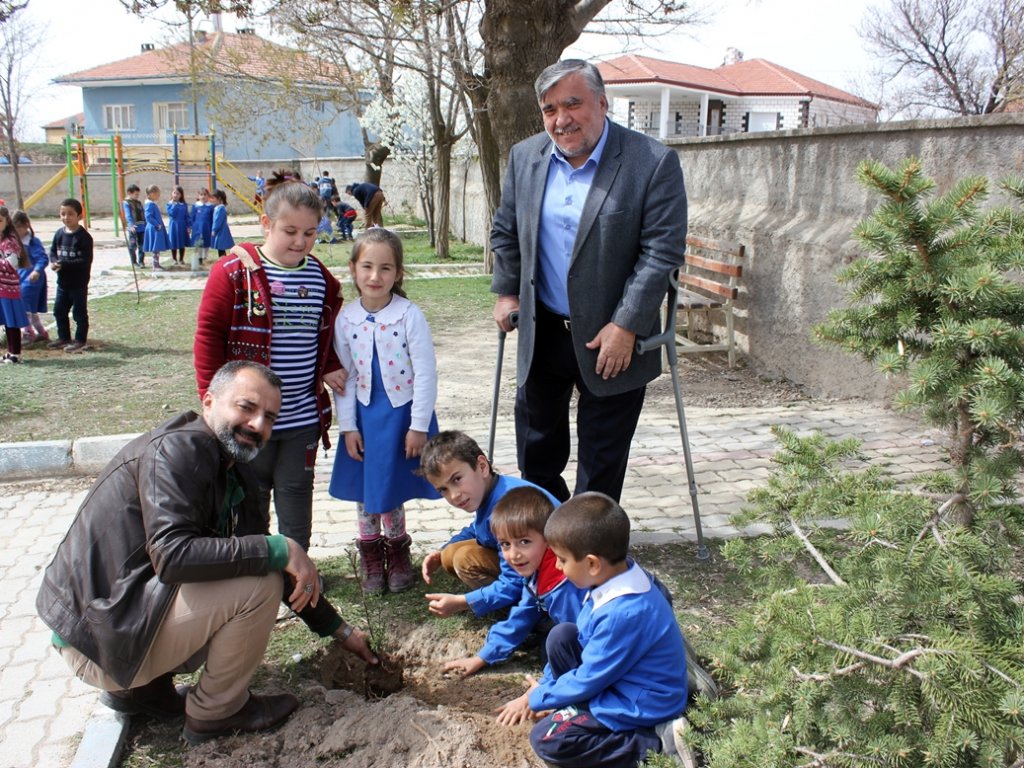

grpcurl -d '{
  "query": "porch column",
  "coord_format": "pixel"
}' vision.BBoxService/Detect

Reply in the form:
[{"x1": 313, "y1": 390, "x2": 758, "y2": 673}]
[
  {"x1": 659, "y1": 87, "x2": 670, "y2": 139},
  {"x1": 699, "y1": 92, "x2": 709, "y2": 137}
]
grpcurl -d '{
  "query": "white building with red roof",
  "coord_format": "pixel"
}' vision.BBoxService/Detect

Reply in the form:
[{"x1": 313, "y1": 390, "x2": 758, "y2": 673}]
[{"x1": 598, "y1": 53, "x2": 878, "y2": 138}]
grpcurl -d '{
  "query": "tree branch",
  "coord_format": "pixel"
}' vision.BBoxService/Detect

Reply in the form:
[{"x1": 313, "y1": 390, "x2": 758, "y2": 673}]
[{"x1": 789, "y1": 516, "x2": 846, "y2": 586}]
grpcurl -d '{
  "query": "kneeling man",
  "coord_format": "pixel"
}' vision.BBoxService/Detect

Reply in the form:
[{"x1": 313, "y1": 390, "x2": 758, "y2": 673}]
[{"x1": 37, "y1": 360, "x2": 376, "y2": 744}]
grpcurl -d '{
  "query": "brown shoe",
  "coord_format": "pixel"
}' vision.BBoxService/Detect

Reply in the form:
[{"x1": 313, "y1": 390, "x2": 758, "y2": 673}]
[
  {"x1": 46, "y1": 338, "x2": 70, "y2": 350},
  {"x1": 64, "y1": 341, "x2": 87, "y2": 353},
  {"x1": 182, "y1": 692, "x2": 299, "y2": 745},
  {"x1": 100, "y1": 673, "x2": 188, "y2": 720}
]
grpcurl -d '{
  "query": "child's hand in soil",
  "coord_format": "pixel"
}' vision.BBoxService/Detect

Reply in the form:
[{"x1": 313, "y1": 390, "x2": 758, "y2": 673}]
[
  {"x1": 496, "y1": 675, "x2": 543, "y2": 725},
  {"x1": 425, "y1": 592, "x2": 469, "y2": 617},
  {"x1": 443, "y1": 655, "x2": 486, "y2": 677},
  {"x1": 495, "y1": 691, "x2": 535, "y2": 726}
]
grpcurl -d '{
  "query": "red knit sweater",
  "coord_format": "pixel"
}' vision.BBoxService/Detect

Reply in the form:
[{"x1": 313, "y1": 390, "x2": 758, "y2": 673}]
[{"x1": 193, "y1": 242, "x2": 344, "y2": 448}]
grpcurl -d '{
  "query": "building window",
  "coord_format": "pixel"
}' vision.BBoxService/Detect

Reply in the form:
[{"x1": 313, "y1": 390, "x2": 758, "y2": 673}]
[
  {"x1": 154, "y1": 102, "x2": 190, "y2": 132},
  {"x1": 104, "y1": 104, "x2": 135, "y2": 131},
  {"x1": 747, "y1": 111, "x2": 780, "y2": 133}
]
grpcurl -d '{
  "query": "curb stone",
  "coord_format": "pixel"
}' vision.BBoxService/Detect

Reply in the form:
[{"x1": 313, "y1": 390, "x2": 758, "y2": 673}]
[{"x1": 69, "y1": 710, "x2": 128, "y2": 768}]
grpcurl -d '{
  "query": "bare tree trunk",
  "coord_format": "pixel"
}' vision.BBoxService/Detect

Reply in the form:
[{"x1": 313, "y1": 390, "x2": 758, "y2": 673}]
[
  {"x1": 5, "y1": 129, "x2": 22, "y2": 208},
  {"x1": 480, "y1": 0, "x2": 613, "y2": 162},
  {"x1": 434, "y1": 141, "x2": 452, "y2": 259}
]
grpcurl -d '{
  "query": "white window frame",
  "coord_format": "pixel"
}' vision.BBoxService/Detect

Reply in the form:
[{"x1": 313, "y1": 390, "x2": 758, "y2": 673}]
[
  {"x1": 153, "y1": 101, "x2": 190, "y2": 132},
  {"x1": 104, "y1": 104, "x2": 136, "y2": 131}
]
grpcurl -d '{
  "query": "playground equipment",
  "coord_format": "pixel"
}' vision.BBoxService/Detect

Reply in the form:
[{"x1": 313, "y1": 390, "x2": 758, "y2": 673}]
[{"x1": 22, "y1": 133, "x2": 262, "y2": 229}]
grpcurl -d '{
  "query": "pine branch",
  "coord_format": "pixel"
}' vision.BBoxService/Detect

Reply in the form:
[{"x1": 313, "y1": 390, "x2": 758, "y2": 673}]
[
  {"x1": 795, "y1": 745, "x2": 885, "y2": 767},
  {"x1": 816, "y1": 639, "x2": 961, "y2": 681},
  {"x1": 789, "y1": 516, "x2": 846, "y2": 586},
  {"x1": 791, "y1": 661, "x2": 866, "y2": 683}
]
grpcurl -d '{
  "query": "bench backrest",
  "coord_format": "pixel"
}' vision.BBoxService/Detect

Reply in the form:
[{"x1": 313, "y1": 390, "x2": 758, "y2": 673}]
[{"x1": 681, "y1": 234, "x2": 745, "y2": 302}]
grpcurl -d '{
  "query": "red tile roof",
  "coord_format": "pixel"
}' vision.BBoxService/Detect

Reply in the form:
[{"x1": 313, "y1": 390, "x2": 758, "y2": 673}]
[
  {"x1": 43, "y1": 112, "x2": 84, "y2": 129},
  {"x1": 56, "y1": 32, "x2": 345, "y2": 87},
  {"x1": 598, "y1": 54, "x2": 876, "y2": 109}
]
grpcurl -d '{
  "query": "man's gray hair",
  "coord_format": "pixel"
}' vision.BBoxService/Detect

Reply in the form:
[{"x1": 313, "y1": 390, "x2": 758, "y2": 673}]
[
  {"x1": 534, "y1": 59, "x2": 606, "y2": 103},
  {"x1": 208, "y1": 360, "x2": 282, "y2": 396}
]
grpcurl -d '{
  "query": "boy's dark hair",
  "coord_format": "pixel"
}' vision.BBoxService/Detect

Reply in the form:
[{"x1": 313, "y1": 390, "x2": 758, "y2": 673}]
[
  {"x1": 491, "y1": 486, "x2": 555, "y2": 540},
  {"x1": 544, "y1": 491, "x2": 629, "y2": 564},
  {"x1": 420, "y1": 430, "x2": 491, "y2": 479},
  {"x1": 126, "y1": 184, "x2": 140, "y2": 194},
  {"x1": 60, "y1": 198, "x2": 83, "y2": 215}
]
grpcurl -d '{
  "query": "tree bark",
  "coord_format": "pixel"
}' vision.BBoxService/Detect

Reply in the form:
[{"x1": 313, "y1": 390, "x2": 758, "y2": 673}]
[
  {"x1": 434, "y1": 142, "x2": 452, "y2": 259},
  {"x1": 480, "y1": 0, "x2": 613, "y2": 164}
]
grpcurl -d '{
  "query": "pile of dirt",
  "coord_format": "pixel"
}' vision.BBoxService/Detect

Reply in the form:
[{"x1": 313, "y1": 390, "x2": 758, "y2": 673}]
[{"x1": 183, "y1": 620, "x2": 546, "y2": 768}]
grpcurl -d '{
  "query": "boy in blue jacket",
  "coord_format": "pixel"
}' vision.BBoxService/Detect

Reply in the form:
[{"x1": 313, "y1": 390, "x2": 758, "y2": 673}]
[
  {"x1": 420, "y1": 431, "x2": 559, "y2": 619},
  {"x1": 442, "y1": 487, "x2": 586, "y2": 693},
  {"x1": 526, "y1": 491, "x2": 688, "y2": 768}
]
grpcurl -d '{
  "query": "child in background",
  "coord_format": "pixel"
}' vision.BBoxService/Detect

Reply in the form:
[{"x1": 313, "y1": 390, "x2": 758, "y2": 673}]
[
  {"x1": 420, "y1": 431, "x2": 558, "y2": 617},
  {"x1": 525, "y1": 492, "x2": 688, "y2": 768},
  {"x1": 121, "y1": 184, "x2": 146, "y2": 267},
  {"x1": 48, "y1": 198, "x2": 93, "y2": 353},
  {"x1": 190, "y1": 188, "x2": 213, "y2": 268},
  {"x1": 443, "y1": 487, "x2": 587, "y2": 691},
  {"x1": 0, "y1": 205, "x2": 28, "y2": 363},
  {"x1": 142, "y1": 184, "x2": 170, "y2": 271},
  {"x1": 210, "y1": 189, "x2": 233, "y2": 257},
  {"x1": 12, "y1": 210, "x2": 49, "y2": 346},
  {"x1": 331, "y1": 195, "x2": 356, "y2": 241},
  {"x1": 166, "y1": 185, "x2": 190, "y2": 266},
  {"x1": 194, "y1": 170, "x2": 345, "y2": 555},
  {"x1": 330, "y1": 228, "x2": 441, "y2": 593}
]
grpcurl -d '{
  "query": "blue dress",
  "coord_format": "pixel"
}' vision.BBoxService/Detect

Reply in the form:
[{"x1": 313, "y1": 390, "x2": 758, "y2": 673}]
[
  {"x1": 329, "y1": 346, "x2": 440, "y2": 513},
  {"x1": 210, "y1": 204, "x2": 234, "y2": 250},
  {"x1": 190, "y1": 202, "x2": 213, "y2": 247},
  {"x1": 18, "y1": 235, "x2": 48, "y2": 313},
  {"x1": 142, "y1": 199, "x2": 169, "y2": 252},
  {"x1": 166, "y1": 201, "x2": 190, "y2": 249}
]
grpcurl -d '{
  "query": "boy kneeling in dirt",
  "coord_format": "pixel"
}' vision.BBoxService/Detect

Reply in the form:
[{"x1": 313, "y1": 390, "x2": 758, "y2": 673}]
[
  {"x1": 523, "y1": 492, "x2": 690, "y2": 768},
  {"x1": 441, "y1": 487, "x2": 587, "y2": 696},
  {"x1": 420, "y1": 431, "x2": 559, "y2": 618}
]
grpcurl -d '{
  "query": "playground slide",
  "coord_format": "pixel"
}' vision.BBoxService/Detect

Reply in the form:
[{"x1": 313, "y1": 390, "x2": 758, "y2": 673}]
[{"x1": 23, "y1": 166, "x2": 69, "y2": 212}]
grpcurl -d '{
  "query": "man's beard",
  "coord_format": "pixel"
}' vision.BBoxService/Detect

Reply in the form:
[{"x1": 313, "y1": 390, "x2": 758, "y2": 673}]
[{"x1": 216, "y1": 424, "x2": 264, "y2": 463}]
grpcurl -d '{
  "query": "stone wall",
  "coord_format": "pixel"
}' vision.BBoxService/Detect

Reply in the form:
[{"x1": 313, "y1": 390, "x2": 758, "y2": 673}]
[{"x1": 671, "y1": 113, "x2": 1024, "y2": 398}]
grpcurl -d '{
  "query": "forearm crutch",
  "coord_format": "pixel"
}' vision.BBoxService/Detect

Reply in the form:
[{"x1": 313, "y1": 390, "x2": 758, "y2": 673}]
[
  {"x1": 487, "y1": 311, "x2": 519, "y2": 464},
  {"x1": 635, "y1": 271, "x2": 709, "y2": 561}
]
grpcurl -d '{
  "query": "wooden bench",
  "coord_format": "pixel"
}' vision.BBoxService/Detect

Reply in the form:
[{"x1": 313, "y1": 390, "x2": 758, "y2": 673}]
[{"x1": 674, "y1": 234, "x2": 746, "y2": 368}]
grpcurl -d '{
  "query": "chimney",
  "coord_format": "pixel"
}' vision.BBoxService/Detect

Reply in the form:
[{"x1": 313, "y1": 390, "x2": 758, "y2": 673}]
[
  {"x1": 723, "y1": 47, "x2": 744, "y2": 66},
  {"x1": 141, "y1": 43, "x2": 155, "y2": 53}
]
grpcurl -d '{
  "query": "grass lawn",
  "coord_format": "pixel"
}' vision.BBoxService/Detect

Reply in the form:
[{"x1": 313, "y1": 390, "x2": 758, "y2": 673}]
[{"x1": 0, "y1": 274, "x2": 493, "y2": 443}]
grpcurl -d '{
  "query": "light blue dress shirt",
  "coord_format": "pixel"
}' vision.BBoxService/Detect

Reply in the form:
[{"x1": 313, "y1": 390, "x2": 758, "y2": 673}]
[{"x1": 536, "y1": 119, "x2": 611, "y2": 317}]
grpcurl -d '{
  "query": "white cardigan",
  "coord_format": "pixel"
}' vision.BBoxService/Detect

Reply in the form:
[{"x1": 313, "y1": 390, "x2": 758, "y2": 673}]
[{"x1": 332, "y1": 295, "x2": 438, "y2": 433}]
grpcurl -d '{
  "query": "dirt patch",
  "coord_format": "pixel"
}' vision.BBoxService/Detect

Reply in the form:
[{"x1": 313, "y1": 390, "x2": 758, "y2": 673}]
[{"x1": 122, "y1": 543, "x2": 743, "y2": 768}]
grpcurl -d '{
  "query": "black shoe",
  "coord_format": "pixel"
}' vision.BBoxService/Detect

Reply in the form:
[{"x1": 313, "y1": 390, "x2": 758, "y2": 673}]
[
  {"x1": 100, "y1": 673, "x2": 188, "y2": 720},
  {"x1": 182, "y1": 692, "x2": 299, "y2": 744}
]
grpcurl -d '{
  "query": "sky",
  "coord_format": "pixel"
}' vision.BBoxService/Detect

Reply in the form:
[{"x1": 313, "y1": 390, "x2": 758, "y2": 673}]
[{"x1": 17, "y1": 0, "x2": 880, "y2": 142}]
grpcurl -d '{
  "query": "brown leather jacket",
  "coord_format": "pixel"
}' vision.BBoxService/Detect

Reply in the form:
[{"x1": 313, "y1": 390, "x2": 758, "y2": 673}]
[{"x1": 36, "y1": 412, "x2": 278, "y2": 688}]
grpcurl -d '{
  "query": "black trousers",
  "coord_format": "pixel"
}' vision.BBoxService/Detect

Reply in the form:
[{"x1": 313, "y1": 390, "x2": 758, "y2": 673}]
[
  {"x1": 514, "y1": 305, "x2": 645, "y2": 503},
  {"x1": 530, "y1": 623, "x2": 661, "y2": 768}
]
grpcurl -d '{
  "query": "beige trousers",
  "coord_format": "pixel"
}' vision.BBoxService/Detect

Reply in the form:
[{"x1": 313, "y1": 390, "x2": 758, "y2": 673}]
[
  {"x1": 440, "y1": 539, "x2": 501, "y2": 590},
  {"x1": 59, "y1": 573, "x2": 282, "y2": 720}
]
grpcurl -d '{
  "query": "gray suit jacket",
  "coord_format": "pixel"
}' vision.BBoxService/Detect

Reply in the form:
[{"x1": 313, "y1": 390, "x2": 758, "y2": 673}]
[{"x1": 490, "y1": 119, "x2": 688, "y2": 396}]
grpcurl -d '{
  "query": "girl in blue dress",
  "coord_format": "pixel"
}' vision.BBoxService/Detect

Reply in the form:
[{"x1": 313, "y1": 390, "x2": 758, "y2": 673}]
[
  {"x1": 190, "y1": 188, "x2": 214, "y2": 268},
  {"x1": 165, "y1": 185, "x2": 190, "y2": 266},
  {"x1": 330, "y1": 228, "x2": 440, "y2": 594},
  {"x1": 210, "y1": 189, "x2": 234, "y2": 257},
  {"x1": 142, "y1": 184, "x2": 170, "y2": 271},
  {"x1": 12, "y1": 210, "x2": 49, "y2": 346}
]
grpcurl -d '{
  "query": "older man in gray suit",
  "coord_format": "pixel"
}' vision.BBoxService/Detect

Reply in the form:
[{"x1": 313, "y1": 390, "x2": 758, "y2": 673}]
[{"x1": 491, "y1": 59, "x2": 688, "y2": 503}]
